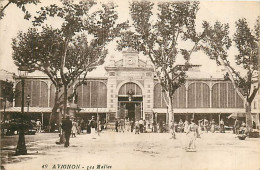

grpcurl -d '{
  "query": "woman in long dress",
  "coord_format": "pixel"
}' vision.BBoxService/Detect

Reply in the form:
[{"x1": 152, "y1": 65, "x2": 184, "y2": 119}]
[
  {"x1": 186, "y1": 119, "x2": 199, "y2": 152},
  {"x1": 184, "y1": 120, "x2": 189, "y2": 133},
  {"x1": 210, "y1": 119, "x2": 216, "y2": 133},
  {"x1": 71, "y1": 121, "x2": 77, "y2": 138}
]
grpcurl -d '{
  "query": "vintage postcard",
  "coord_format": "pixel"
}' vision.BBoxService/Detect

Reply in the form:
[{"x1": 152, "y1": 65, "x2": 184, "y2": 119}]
[{"x1": 0, "y1": 0, "x2": 260, "y2": 170}]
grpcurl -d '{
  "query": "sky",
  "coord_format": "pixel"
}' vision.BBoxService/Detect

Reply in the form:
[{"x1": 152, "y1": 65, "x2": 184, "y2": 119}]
[{"x1": 0, "y1": 0, "x2": 259, "y2": 78}]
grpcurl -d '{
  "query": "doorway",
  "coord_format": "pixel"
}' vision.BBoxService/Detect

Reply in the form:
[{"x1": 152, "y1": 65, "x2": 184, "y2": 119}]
[{"x1": 118, "y1": 96, "x2": 143, "y2": 121}]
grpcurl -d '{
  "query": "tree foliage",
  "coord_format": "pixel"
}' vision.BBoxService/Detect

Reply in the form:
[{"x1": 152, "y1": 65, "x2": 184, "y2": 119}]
[
  {"x1": 200, "y1": 17, "x2": 259, "y2": 129},
  {"x1": 200, "y1": 18, "x2": 259, "y2": 103},
  {"x1": 0, "y1": 0, "x2": 40, "y2": 20},
  {"x1": 0, "y1": 79, "x2": 14, "y2": 103},
  {"x1": 12, "y1": 0, "x2": 128, "y2": 119},
  {"x1": 117, "y1": 1, "x2": 208, "y2": 122}
]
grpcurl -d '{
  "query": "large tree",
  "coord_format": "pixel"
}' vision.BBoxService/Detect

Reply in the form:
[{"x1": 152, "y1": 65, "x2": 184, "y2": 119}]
[
  {"x1": 200, "y1": 17, "x2": 259, "y2": 130},
  {"x1": 117, "y1": 1, "x2": 208, "y2": 137},
  {"x1": 12, "y1": 0, "x2": 128, "y2": 126},
  {"x1": 0, "y1": 0, "x2": 40, "y2": 20}
]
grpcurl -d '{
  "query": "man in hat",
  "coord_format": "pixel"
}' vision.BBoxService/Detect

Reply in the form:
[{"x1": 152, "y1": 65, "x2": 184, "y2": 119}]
[
  {"x1": 170, "y1": 120, "x2": 176, "y2": 139},
  {"x1": 89, "y1": 116, "x2": 96, "y2": 138},
  {"x1": 61, "y1": 115, "x2": 72, "y2": 147},
  {"x1": 36, "y1": 119, "x2": 42, "y2": 133}
]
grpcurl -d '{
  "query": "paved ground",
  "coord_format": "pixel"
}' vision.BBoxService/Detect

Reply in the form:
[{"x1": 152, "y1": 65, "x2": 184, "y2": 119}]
[{"x1": 1, "y1": 131, "x2": 260, "y2": 170}]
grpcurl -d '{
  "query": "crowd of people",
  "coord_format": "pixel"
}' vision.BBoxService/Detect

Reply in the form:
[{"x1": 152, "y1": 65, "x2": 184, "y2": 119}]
[{"x1": 115, "y1": 118, "x2": 148, "y2": 134}]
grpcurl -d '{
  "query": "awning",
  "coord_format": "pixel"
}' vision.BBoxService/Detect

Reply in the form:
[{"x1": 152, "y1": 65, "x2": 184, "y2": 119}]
[
  {"x1": 78, "y1": 108, "x2": 111, "y2": 113},
  {"x1": 0, "y1": 107, "x2": 53, "y2": 113},
  {"x1": 228, "y1": 112, "x2": 246, "y2": 119},
  {"x1": 152, "y1": 108, "x2": 245, "y2": 114}
]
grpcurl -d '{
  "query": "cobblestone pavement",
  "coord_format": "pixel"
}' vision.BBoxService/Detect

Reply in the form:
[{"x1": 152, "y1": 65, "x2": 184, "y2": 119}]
[{"x1": 2, "y1": 131, "x2": 260, "y2": 170}]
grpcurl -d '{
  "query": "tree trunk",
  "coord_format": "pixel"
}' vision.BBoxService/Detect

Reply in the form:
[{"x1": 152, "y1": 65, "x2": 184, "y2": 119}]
[
  {"x1": 63, "y1": 85, "x2": 68, "y2": 118},
  {"x1": 49, "y1": 87, "x2": 60, "y2": 132},
  {"x1": 168, "y1": 97, "x2": 176, "y2": 139},
  {"x1": 246, "y1": 101, "x2": 253, "y2": 131}
]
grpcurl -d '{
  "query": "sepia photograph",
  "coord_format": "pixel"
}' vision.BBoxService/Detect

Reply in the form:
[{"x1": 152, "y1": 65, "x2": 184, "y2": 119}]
[{"x1": 0, "y1": 0, "x2": 259, "y2": 170}]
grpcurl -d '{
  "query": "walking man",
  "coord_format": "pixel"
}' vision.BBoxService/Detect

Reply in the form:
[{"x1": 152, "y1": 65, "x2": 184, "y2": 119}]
[
  {"x1": 61, "y1": 116, "x2": 72, "y2": 147},
  {"x1": 36, "y1": 119, "x2": 42, "y2": 133},
  {"x1": 89, "y1": 116, "x2": 96, "y2": 138},
  {"x1": 115, "y1": 119, "x2": 119, "y2": 132},
  {"x1": 170, "y1": 120, "x2": 176, "y2": 139}
]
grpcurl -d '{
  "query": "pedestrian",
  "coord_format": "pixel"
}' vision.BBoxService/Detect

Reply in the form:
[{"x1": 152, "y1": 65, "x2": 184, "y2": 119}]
[
  {"x1": 199, "y1": 119, "x2": 204, "y2": 131},
  {"x1": 210, "y1": 119, "x2": 216, "y2": 133},
  {"x1": 134, "y1": 120, "x2": 140, "y2": 134},
  {"x1": 61, "y1": 116, "x2": 72, "y2": 147},
  {"x1": 159, "y1": 119, "x2": 163, "y2": 133},
  {"x1": 170, "y1": 120, "x2": 176, "y2": 139},
  {"x1": 184, "y1": 120, "x2": 189, "y2": 133},
  {"x1": 125, "y1": 118, "x2": 131, "y2": 132},
  {"x1": 139, "y1": 119, "x2": 144, "y2": 133},
  {"x1": 89, "y1": 116, "x2": 96, "y2": 138},
  {"x1": 80, "y1": 119, "x2": 85, "y2": 133},
  {"x1": 143, "y1": 120, "x2": 146, "y2": 133},
  {"x1": 77, "y1": 120, "x2": 81, "y2": 135},
  {"x1": 119, "y1": 118, "x2": 125, "y2": 133},
  {"x1": 203, "y1": 118, "x2": 209, "y2": 133},
  {"x1": 115, "y1": 119, "x2": 119, "y2": 132},
  {"x1": 130, "y1": 119, "x2": 134, "y2": 132},
  {"x1": 152, "y1": 120, "x2": 157, "y2": 133},
  {"x1": 179, "y1": 119, "x2": 184, "y2": 133},
  {"x1": 71, "y1": 120, "x2": 77, "y2": 138},
  {"x1": 220, "y1": 119, "x2": 225, "y2": 133},
  {"x1": 234, "y1": 118, "x2": 241, "y2": 135},
  {"x1": 186, "y1": 119, "x2": 199, "y2": 152},
  {"x1": 36, "y1": 119, "x2": 42, "y2": 133}
]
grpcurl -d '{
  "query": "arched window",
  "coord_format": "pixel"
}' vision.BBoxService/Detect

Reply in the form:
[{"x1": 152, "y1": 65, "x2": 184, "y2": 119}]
[
  {"x1": 153, "y1": 83, "x2": 186, "y2": 108},
  {"x1": 15, "y1": 80, "x2": 48, "y2": 107},
  {"x1": 118, "y1": 82, "x2": 142, "y2": 96},
  {"x1": 188, "y1": 82, "x2": 210, "y2": 108},
  {"x1": 76, "y1": 81, "x2": 107, "y2": 108},
  {"x1": 212, "y1": 82, "x2": 243, "y2": 108}
]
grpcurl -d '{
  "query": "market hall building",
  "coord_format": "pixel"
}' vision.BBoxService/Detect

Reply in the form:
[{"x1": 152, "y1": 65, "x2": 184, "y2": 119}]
[{"x1": 1, "y1": 49, "x2": 259, "y2": 129}]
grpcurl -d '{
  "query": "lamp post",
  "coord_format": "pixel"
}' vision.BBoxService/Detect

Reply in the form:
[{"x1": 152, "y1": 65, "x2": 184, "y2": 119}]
[
  {"x1": 16, "y1": 66, "x2": 29, "y2": 155},
  {"x1": 128, "y1": 89, "x2": 134, "y2": 102},
  {"x1": 26, "y1": 95, "x2": 31, "y2": 113}
]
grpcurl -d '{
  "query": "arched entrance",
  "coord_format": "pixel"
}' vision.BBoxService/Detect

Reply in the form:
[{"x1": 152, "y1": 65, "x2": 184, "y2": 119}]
[{"x1": 117, "y1": 82, "x2": 143, "y2": 121}]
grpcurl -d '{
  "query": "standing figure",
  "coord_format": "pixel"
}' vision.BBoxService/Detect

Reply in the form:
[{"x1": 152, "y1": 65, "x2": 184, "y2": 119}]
[
  {"x1": 220, "y1": 119, "x2": 225, "y2": 133},
  {"x1": 186, "y1": 119, "x2": 199, "y2": 152},
  {"x1": 234, "y1": 119, "x2": 241, "y2": 135},
  {"x1": 134, "y1": 120, "x2": 140, "y2": 134},
  {"x1": 152, "y1": 120, "x2": 157, "y2": 133},
  {"x1": 80, "y1": 119, "x2": 85, "y2": 133},
  {"x1": 210, "y1": 119, "x2": 216, "y2": 133},
  {"x1": 170, "y1": 120, "x2": 176, "y2": 139},
  {"x1": 61, "y1": 116, "x2": 72, "y2": 147},
  {"x1": 159, "y1": 120, "x2": 163, "y2": 133},
  {"x1": 143, "y1": 120, "x2": 146, "y2": 133},
  {"x1": 203, "y1": 118, "x2": 209, "y2": 133},
  {"x1": 139, "y1": 119, "x2": 144, "y2": 133},
  {"x1": 115, "y1": 119, "x2": 119, "y2": 132},
  {"x1": 89, "y1": 116, "x2": 96, "y2": 138},
  {"x1": 98, "y1": 120, "x2": 102, "y2": 136},
  {"x1": 179, "y1": 119, "x2": 184, "y2": 133},
  {"x1": 184, "y1": 120, "x2": 189, "y2": 133},
  {"x1": 130, "y1": 119, "x2": 134, "y2": 132},
  {"x1": 119, "y1": 118, "x2": 125, "y2": 133},
  {"x1": 36, "y1": 119, "x2": 42, "y2": 133},
  {"x1": 71, "y1": 120, "x2": 77, "y2": 138},
  {"x1": 125, "y1": 118, "x2": 131, "y2": 132}
]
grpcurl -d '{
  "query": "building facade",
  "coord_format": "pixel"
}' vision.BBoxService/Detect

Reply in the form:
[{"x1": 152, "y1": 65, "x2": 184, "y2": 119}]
[{"x1": 2, "y1": 49, "x2": 259, "y2": 129}]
